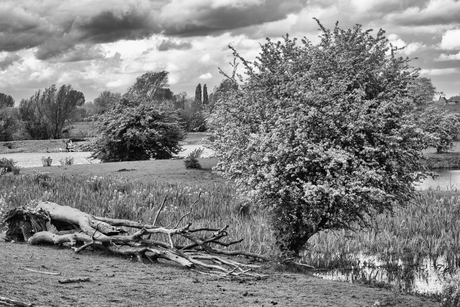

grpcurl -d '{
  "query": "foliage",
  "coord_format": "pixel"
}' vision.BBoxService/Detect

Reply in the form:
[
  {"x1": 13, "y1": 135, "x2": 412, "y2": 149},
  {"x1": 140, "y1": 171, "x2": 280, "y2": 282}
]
[
  {"x1": 203, "y1": 84, "x2": 209, "y2": 105},
  {"x1": 93, "y1": 91, "x2": 121, "y2": 115},
  {"x1": 178, "y1": 100, "x2": 207, "y2": 132},
  {"x1": 41, "y1": 156, "x2": 53, "y2": 167},
  {"x1": 0, "y1": 158, "x2": 20, "y2": 175},
  {"x1": 0, "y1": 107, "x2": 21, "y2": 141},
  {"x1": 418, "y1": 106, "x2": 460, "y2": 153},
  {"x1": 0, "y1": 93, "x2": 14, "y2": 109},
  {"x1": 195, "y1": 83, "x2": 202, "y2": 103},
  {"x1": 19, "y1": 84, "x2": 85, "y2": 139},
  {"x1": 59, "y1": 157, "x2": 74, "y2": 165},
  {"x1": 210, "y1": 21, "x2": 429, "y2": 256},
  {"x1": 91, "y1": 103, "x2": 185, "y2": 162},
  {"x1": 442, "y1": 274, "x2": 460, "y2": 307},
  {"x1": 408, "y1": 77, "x2": 437, "y2": 107},
  {"x1": 125, "y1": 71, "x2": 169, "y2": 104},
  {"x1": 184, "y1": 148, "x2": 204, "y2": 169}
]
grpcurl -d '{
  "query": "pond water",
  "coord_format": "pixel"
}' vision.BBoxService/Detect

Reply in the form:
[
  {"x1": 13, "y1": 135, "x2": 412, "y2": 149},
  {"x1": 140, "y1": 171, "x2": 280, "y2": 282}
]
[
  {"x1": 0, "y1": 145, "x2": 215, "y2": 168},
  {"x1": 314, "y1": 254, "x2": 446, "y2": 296},
  {"x1": 416, "y1": 169, "x2": 460, "y2": 190}
]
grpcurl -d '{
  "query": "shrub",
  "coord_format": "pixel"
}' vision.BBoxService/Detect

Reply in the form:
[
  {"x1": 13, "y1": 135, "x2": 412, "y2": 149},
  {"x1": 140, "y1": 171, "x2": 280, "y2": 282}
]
[
  {"x1": 184, "y1": 148, "x2": 203, "y2": 169},
  {"x1": 0, "y1": 158, "x2": 20, "y2": 175},
  {"x1": 59, "y1": 157, "x2": 74, "y2": 165},
  {"x1": 41, "y1": 156, "x2": 52, "y2": 167},
  {"x1": 91, "y1": 102, "x2": 185, "y2": 162},
  {"x1": 210, "y1": 20, "x2": 430, "y2": 257}
]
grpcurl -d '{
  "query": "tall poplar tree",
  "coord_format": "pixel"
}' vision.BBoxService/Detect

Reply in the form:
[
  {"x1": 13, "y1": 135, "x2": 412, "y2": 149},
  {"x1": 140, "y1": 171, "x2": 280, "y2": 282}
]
[
  {"x1": 195, "y1": 83, "x2": 202, "y2": 103},
  {"x1": 203, "y1": 84, "x2": 208, "y2": 105}
]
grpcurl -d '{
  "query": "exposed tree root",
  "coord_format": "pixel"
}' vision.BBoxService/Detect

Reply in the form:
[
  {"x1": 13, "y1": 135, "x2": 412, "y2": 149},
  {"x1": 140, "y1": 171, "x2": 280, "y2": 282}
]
[{"x1": 2, "y1": 200, "x2": 268, "y2": 278}]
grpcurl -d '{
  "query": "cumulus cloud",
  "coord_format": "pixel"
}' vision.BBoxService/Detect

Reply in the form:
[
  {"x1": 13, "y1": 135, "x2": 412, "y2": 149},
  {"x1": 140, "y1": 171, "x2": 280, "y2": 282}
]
[
  {"x1": 0, "y1": 53, "x2": 23, "y2": 70},
  {"x1": 420, "y1": 68, "x2": 458, "y2": 76},
  {"x1": 198, "y1": 73, "x2": 212, "y2": 79},
  {"x1": 436, "y1": 52, "x2": 460, "y2": 61},
  {"x1": 440, "y1": 29, "x2": 460, "y2": 50},
  {"x1": 158, "y1": 38, "x2": 192, "y2": 51}
]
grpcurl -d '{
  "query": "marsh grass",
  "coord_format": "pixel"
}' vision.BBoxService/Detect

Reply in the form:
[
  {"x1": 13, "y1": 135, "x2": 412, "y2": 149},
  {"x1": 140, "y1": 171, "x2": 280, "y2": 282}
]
[
  {"x1": 0, "y1": 173, "x2": 274, "y2": 255},
  {"x1": 305, "y1": 189, "x2": 460, "y2": 273}
]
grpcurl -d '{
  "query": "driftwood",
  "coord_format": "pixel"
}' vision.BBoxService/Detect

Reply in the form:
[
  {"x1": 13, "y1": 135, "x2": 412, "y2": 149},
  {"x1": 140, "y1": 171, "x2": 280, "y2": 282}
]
[{"x1": 2, "y1": 200, "x2": 268, "y2": 277}]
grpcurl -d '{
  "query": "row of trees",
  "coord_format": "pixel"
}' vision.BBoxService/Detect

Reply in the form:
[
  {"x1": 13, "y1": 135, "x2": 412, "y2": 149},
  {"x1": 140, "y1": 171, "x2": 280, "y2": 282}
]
[
  {"x1": 0, "y1": 85, "x2": 85, "y2": 141},
  {"x1": 0, "y1": 71, "x2": 228, "y2": 141}
]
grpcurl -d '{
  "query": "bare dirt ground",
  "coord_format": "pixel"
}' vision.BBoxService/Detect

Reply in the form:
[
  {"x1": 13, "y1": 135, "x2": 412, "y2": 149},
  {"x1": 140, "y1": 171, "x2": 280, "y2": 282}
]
[{"x1": 0, "y1": 237, "x2": 438, "y2": 307}]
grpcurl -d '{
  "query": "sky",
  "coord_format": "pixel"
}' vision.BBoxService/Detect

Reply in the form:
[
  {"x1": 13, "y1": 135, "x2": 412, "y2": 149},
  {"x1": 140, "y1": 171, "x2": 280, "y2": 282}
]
[{"x1": 0, "y1": 0, "x2": 459, "y2": 105}]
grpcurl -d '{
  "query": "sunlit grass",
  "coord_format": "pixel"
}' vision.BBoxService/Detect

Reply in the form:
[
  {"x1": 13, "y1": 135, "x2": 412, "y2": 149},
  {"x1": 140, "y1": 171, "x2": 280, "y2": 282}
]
[{"x1": 0, "y1": 172, "x2": 274, "y2": 256}]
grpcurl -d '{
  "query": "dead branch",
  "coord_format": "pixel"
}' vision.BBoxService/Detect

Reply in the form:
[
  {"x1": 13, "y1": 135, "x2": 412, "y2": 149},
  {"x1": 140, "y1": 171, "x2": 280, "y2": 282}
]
[
  {"x1": 3, "y1": 201, "x2": 269, "y2": 277},
  {"x1": 58, "y1": 277, "x2": 90, "y2": 284},
  {"x1": 22, "y1": 267, "x2": 61, "y2": 275}
]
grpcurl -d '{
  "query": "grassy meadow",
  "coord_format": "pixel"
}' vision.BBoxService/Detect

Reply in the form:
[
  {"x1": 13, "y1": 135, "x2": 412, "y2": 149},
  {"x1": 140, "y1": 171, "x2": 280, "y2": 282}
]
[
  {"x1": 0, "y1": 172, "x2": 274, "y2": 256},
  {"x1": 2, "y1": 167, "x2": 460, "y2": 272}
]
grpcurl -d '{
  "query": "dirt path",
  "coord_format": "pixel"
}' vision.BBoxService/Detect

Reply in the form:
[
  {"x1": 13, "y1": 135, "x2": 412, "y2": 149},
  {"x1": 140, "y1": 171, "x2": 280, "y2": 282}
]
[{"x1": 0, "y1": 237, "x2": 439, "y2": 307}]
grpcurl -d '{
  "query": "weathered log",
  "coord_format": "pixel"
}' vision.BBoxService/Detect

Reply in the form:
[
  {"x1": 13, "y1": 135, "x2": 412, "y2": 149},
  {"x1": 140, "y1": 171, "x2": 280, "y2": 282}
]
[{"x1": 3, "y1": 201, "x2": 268, "y2": 277}]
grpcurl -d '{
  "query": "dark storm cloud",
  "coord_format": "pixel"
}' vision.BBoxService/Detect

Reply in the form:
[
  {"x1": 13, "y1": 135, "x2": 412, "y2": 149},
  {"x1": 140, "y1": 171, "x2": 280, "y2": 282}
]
[
  {"x1": 0, "y1": 1, "x2": 164, "y2": 61},
  {"x1": 158, "y1": 38, "x2": 192, "y2": 51},
  {"x1": 159, "y1": 0, "x2": 309, "y2": 37},
  {"x1": 0, "y1": 53, "x2": 22, "y2": 70},
  {"x1": 77, "y1": 9, "x2": 161, "y2": 44}
]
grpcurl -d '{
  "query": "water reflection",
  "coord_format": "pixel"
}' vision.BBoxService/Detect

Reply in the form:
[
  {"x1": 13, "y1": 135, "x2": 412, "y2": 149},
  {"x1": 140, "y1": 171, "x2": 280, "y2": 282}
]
[
  {"x1": 417, "y1": 169, "x2": 460, "y2": 190},
  {"x1": 314, "y1": 253, "x2": 446, "y2": 296}
]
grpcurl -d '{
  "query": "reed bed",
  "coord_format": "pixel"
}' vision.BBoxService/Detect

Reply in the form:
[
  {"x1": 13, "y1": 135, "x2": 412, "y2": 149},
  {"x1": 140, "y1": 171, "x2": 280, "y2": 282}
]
[
  {"x1": 306, "y1": 189, "x2": 460, "y2": 271},
  {"x1": 0, "y1": 172, "x2": 274, "y2": 256},
  {"x1": 2, "y1": 171, "x2": 460, "y2": 272}
]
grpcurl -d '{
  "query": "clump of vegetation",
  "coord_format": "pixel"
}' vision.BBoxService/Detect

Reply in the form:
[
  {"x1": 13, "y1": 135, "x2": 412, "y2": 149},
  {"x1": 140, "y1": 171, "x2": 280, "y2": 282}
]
[
  {"x1": 92, "y1": 102, "x2": 184, "y2": 162},
  {"x1": 59, "y1": 157, "x2": 74, "y2": 165},
  {"x1": 442, "y1": 274, "x2": 460, "y2": 307},
  {"x1": 41, "y1": 156, "x2": 52, "y2": 167},
  {"x1": 0, "y1": 158, "x2": 20, "y2": 175},
  {"x1": 0, "y1": 174, "x2": 274, "y2": 255},
  {"x1": 184, "y1": 148, "x2": 203, "y2": 169},
  {"x1": 210, "y1": 20, "x2": 431, "y2": 257}
]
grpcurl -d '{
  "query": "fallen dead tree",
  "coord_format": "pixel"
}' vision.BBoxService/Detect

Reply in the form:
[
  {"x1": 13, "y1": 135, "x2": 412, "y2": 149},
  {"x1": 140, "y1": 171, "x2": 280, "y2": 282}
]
[{"x1": 2, "y1": 200, "x2": 268, "y2": 278}]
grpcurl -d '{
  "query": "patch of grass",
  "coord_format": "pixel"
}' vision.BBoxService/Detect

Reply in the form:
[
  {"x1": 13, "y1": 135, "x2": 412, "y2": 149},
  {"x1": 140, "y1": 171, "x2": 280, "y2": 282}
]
[
  {"x1": 305, "y1": 189, "x2": 460, "y2": 270},
  {"x1": 0, "y1": 174, "x2": 274, "y2": 255}
]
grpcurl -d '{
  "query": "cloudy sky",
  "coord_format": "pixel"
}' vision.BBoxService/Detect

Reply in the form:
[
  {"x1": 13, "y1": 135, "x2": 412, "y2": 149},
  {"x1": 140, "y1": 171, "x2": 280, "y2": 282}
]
[{"x1": 0, "y1": 0, "x2": 459, "y2": 104}]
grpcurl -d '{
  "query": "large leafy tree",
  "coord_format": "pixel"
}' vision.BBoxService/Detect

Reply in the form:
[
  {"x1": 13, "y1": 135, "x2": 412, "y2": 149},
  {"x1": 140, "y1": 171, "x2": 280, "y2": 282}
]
[
  {"x1": 0, "y1": 107, "x2": 21, "y2": 141},
  {"x1": 0, "y1": 93, "x2": 15, "y2": 109},
  {"x1": 20, "y1": 84, "x2": 85, "y2": 139},
  {"x1": 93, "y1": 91, "x2": 121, "y2": 115},
  {"x1": 92, "y1": 101, "x2": 184, "y2": 162},
  {"x1": 125, "y1": 70, "x2": 169, "y2": 104},
  {"x1": 210, "y1": 21, "x2": 430, "y2": 256}
]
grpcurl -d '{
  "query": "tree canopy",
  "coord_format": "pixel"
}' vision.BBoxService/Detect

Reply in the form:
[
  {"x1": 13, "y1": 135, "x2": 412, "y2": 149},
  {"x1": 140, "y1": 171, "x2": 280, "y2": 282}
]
[
  {"x1": 0, "y1": 93, "x2": 14, "y2": 109},
  {"x1": 125, "y1": 71, "x2": 169, "y2": 104},
  {"x1": 210, "y1": 20, "x2": 430, "y2": 256},
  {"x1": 19, "y1": 84, "x2": 85, "y2": 139},
  {"x1": 91, "y1": 102, "x2": 184, "y2": 162}
]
